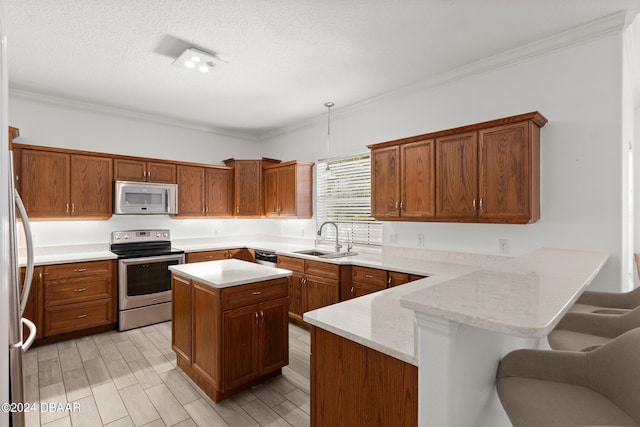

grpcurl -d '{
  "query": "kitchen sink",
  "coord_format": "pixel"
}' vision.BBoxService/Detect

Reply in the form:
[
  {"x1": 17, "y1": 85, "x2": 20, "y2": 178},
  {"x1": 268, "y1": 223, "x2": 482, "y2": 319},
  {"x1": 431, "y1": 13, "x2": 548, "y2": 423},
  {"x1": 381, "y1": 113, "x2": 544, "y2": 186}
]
[
  {"x1": 292, "y1": 249, "x2": 358, "y2": 259},
  {"x1": 292, "y1": 249, "x2": 334, "y2": 256}
]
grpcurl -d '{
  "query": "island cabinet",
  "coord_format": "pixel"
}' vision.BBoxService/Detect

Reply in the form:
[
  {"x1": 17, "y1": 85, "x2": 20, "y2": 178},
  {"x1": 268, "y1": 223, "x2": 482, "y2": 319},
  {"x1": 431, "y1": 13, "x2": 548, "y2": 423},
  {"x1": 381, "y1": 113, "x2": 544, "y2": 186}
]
[
  {"x1": 224, "y1": 158, "x2": 281, "y2": 217},
  {"x1": 263, "y1": 161, "x2": 313, "y2": 219},
  {"x1": 277, "y1": 256, "x2": 343, "y2": 325},
  {"x1": 311, "y1": 327, "x2": 418, "y2": 427},
  {"x1": 368, "y1": 111, "x2": 547, "y2": 224},
  {"x1": 20, "y1": 148, "x2": 113, "y2": 219},
  {"x1": 176, "y1": 165, "x2": 234, "y2": 218},
  {"x1": 114, "y1": 158, "x2": 176, "y2": 183},
  {"x1": 171, "y1": 273, "x2": 289, "y2": 402},
  {"x1": 371, "y1": 139, "x2": 435, "y2": 219}
]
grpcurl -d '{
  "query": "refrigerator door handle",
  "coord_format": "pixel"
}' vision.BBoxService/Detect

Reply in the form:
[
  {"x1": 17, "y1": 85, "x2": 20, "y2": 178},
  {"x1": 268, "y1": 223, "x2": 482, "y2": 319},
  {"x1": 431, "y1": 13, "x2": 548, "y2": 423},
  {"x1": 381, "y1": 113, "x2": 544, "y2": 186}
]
[
  {"x1": 20, "y1": 318, "x2": 36, "y2": 351},
  {"x1": 15, "y1": 190, "x2": 34, "y2": 317}
]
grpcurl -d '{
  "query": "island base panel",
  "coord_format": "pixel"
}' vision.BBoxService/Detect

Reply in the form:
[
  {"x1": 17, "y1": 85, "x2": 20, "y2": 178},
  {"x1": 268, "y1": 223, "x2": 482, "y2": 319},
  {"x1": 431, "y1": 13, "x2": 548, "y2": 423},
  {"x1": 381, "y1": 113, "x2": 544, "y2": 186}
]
[{"x1": 311, "y1": 327, "x2": 417, "y2": 427}]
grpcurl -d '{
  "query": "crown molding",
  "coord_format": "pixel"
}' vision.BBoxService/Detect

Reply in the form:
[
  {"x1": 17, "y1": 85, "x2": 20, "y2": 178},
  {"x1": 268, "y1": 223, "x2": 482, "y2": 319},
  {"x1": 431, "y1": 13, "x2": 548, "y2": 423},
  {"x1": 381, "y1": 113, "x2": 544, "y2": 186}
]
[
  {"x1": 262, "y1": 11, "x2": 633, "y2": 141},
  {"x1": 8, "y1": 88, "x2": 260, "y2": 141}
]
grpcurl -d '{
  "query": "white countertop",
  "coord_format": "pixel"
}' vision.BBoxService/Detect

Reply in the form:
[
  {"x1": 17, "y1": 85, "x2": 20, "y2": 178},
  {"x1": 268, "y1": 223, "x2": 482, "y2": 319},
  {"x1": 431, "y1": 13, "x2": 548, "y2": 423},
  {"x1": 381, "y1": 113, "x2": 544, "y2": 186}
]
[
  {"x1": 168, "y1": 259, "x2": 292, "y2": 288},
  {"x1": 303, "y1": 247, "x2": 608, "y2": 365}
]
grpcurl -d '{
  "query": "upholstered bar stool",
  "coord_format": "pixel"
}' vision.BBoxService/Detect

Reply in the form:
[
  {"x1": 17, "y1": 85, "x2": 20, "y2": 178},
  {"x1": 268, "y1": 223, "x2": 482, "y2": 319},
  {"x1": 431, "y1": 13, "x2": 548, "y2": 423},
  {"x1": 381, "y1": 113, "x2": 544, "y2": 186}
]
[
  {"x1": 570, "y1": 286, "x2": 640, "y2": 314},
  {"x1": 496, "y1": 328, "x2": 640, "y2": 427},
  {"x1": 548, "y1": 305, "x2": 640, "y2": 351}
]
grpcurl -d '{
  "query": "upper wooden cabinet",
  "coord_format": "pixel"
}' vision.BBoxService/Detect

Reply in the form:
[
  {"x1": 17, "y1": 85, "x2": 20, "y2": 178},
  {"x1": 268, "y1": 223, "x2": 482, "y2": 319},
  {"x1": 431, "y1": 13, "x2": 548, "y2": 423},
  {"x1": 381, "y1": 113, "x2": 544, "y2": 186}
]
[
  {"x1": 176, "y1": 165, "x2": 233, "y2": 218},
  {"x1": 368, "y1": 111, "x2": 547, "y2": 224},
  {"x1": 224, "y1": 158, "x2": 280, "y2": 217},
  {"x1": 263, "y1": 161, "x2": 313, "y2": 219},
  {"x1": 114, "y1": 158, "x2": 176, "y2": 183},
  {"x1": 21, "y1": 149, "x2": 113, "y2": 219},
  {"x1": 371, "y1": 139, "x2": 435, "y2": 219}
]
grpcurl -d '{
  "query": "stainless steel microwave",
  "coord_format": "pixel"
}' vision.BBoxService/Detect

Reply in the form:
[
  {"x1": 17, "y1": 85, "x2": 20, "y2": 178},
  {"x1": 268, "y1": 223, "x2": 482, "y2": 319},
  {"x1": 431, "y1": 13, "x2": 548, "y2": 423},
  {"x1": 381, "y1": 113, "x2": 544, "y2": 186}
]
[{"x1": 114, "y1": 181, "x2": 178, "y2": 215}]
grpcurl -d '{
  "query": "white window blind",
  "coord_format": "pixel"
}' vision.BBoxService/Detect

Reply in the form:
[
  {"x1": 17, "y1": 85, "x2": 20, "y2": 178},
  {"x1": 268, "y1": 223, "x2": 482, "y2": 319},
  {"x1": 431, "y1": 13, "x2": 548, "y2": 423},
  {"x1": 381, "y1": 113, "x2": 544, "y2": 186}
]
[{"x1": 316, "y1": 153, "x2": 382, "y2": 246}]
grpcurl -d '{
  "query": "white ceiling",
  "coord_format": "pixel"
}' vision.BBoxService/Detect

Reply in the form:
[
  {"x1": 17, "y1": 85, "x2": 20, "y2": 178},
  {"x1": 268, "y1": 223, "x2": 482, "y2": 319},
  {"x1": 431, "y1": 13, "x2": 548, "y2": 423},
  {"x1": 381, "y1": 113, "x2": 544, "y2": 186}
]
[{"x1": 5, "y1": 1, "x2": 640, "y2": 137}]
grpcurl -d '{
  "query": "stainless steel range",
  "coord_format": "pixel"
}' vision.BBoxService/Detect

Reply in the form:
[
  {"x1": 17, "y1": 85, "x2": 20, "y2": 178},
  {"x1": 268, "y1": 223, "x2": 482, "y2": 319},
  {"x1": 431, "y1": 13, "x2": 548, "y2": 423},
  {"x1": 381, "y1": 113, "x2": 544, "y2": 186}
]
[{"x1": 110, "y1": 229, "x2": 184, "y2": 331}]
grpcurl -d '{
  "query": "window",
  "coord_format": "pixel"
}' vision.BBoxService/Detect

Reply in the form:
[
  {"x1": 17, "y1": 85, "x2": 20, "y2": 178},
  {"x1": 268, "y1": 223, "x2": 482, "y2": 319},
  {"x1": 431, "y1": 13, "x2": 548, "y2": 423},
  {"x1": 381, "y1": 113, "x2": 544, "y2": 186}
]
[{"x1": 316, "y1": 153, "x2": 382, "y2": 246}]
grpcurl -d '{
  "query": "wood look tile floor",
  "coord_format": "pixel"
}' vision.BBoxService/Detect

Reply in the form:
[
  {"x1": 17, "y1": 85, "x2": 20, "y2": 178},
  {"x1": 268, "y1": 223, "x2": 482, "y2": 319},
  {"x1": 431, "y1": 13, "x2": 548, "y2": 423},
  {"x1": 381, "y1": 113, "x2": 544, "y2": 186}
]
[{"x1": 22, "y1": 323, "x2": 311, "y2": 427}]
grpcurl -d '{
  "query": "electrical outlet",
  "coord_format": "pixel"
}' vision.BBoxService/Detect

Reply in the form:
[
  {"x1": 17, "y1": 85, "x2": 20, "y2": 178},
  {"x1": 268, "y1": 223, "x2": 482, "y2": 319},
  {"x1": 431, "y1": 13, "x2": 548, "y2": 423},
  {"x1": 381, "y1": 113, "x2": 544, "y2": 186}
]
[
  {"x1": 417, "y1": 234, "x2": 424, "y2": 247},
  {"x1": 389, "y1": 233, "x2": 398, "y2": 244},
  {"x1": 498, "y1": 239, "x2": 509, "y2": 255}
]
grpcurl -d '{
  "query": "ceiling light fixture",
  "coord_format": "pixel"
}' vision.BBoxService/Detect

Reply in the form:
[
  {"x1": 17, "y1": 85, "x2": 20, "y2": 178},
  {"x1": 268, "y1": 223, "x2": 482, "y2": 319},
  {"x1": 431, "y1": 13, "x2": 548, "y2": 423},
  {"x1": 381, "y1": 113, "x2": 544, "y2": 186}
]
[
  {"x1": 172, "y1": 47, "x2": 227, "y2": 74},
  {"x1": 324, "y1": 101, "x2": 334, "y2": 154}
]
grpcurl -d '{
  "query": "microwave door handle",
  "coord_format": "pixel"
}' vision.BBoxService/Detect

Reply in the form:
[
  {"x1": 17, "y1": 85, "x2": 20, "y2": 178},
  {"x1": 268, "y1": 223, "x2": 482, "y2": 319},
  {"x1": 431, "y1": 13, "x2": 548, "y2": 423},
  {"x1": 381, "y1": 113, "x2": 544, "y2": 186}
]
[{"x1": 166, "y1": 188, "x2": 169, "y2": 213}]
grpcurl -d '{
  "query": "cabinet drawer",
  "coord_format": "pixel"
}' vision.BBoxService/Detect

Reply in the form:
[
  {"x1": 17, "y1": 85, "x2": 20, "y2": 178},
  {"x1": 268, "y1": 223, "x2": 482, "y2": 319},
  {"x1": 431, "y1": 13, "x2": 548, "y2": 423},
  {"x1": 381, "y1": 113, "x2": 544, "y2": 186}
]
[
  {"x1": 44, "y1": 299, "x2": 113, "y2": 336},
  {"x1": 186, "y1": 250, "x2": 229, "y2": 263},
  {"x1": 221, "y1": 278, "x2": 288, "y2": 310},
  {"x1": 277, "y1": 256, "x2": 304, "y2": 272},
  {"x1": 45, "y1": 275, "x2": 113, "y2": 307},
  {"x1": 352, "y1": 266, "x2": 387, "y2": 287},
  {"x1": 44, "y1": 260, "x2": 113, "y2": 280},
  {"x1": 305, "y1": 260, "x2": 340, "y2": 280}
]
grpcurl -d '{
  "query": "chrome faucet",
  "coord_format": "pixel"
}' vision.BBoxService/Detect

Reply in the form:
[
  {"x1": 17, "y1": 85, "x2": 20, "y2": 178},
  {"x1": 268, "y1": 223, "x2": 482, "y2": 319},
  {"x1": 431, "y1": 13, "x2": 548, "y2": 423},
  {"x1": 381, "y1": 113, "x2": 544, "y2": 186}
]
[{"x1": 317, "y1": 221, "x2": 342, "y2": 253}]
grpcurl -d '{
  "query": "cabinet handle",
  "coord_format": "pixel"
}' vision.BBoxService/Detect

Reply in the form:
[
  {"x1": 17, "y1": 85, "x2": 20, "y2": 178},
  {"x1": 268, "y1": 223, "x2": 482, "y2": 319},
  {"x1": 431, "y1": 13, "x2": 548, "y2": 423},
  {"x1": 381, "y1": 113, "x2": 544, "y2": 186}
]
[
  {"x1": 395, "y1": 201, "x2": 399, "y2": 210},
  {"x1": 74, "y1": 268, "x2": 87, "y2": 272},
  {"x1": 479, "y1": 198, "x2": 483, "y2": 210},
  {"x1": 399, "y1": 200, "x2": 404, "y2": 210},
  {"x1": 76, "y1": 314, "x2": 87, "y2": 319},
  {"x1": 205, "y1": 206, "x2": 209, "y2": 213},
  {"x1": 74, "y1": 288, "x2": 87, "y2": 292},
  {"x1": 260, "y1": 310, "x2": 265, "y2": 323},
  {"x1": 66, "y1": 203, "x2": 69, "y2": 212},
  {"x1": 350, "y1": 286, "x2": 355, "y2": 296},
  {"x1": 236, "y1": 206, "x2": 240, "y2": 213},
  {"x1": 252, "y1": 291, "x2": 262, "y2": 295},
  {"x1": 204, "y1": 256, "x2": 213, "y2": 259},
  {"x1": 39, "y1": 271, "x2": 43, "y2": 279},
  {"x1": 388, "y1": 277, "x2": 392, "y2": 285},
  {"x1": 473, "y1": 199, "x2": 477, "y2": 210},
  {"x1": 365, "y1": 274, "x2": 373, "y2": 279},
  {"x1": 71, "y1": 203, "x2": 75, "y2": 213},
  {"x1": 255, "y1": 312, "x2": 259, "y2": 323}
]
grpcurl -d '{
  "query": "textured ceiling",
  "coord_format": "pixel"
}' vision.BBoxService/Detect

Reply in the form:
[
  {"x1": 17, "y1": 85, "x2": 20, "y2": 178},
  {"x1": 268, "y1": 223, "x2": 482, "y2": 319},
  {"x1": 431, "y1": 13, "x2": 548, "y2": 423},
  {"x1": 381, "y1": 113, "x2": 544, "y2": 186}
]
[{"x1": 5, "y1": 0, "x2": 640, "y2": 136}]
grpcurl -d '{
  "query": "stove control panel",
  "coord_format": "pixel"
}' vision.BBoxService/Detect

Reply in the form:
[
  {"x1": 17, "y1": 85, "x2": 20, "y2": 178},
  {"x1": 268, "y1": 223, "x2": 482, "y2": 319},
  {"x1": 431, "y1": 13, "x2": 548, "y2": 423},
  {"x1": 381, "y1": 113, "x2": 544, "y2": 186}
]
[{"x1": 111, "y1": 229, "x2": 171, "y2": 244}]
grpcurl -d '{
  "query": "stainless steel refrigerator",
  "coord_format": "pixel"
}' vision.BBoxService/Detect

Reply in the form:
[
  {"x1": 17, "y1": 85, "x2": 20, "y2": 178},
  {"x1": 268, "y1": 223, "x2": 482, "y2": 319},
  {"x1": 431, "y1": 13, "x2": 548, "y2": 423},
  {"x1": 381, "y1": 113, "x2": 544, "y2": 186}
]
[{"x1": 6, "y1": 151, "x2": 37, "y2": 427}]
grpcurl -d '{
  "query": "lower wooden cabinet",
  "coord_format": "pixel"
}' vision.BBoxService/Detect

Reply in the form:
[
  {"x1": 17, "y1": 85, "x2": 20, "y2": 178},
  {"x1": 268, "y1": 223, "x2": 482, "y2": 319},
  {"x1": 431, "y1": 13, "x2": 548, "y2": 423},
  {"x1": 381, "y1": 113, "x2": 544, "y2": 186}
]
[
  {"x1": 20, "y1": 266, "x2": 43, "y2": 340},
  {"x1": 311, "y1": 327, "x2": 418, "y2": 426},
  {"x1": 277, "y1": 256, "x2": 342, "y2": 324},
  {"x1": 186, "y1": 248, "x2": 254, "y2": 263},
  {"x1": 42, "y1": 260, "x2": 116, "y2": 337},
  {"x1": 172, "y1": 274, "x2": 289, "y2": 402}
]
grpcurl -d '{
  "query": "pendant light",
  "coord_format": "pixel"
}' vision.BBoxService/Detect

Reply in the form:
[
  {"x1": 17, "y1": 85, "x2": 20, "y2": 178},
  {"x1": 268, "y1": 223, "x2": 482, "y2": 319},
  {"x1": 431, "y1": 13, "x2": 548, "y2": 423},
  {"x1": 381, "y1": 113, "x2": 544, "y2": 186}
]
[{"x1": 324, "y1": 101, "x2": 334, "y2": 155}]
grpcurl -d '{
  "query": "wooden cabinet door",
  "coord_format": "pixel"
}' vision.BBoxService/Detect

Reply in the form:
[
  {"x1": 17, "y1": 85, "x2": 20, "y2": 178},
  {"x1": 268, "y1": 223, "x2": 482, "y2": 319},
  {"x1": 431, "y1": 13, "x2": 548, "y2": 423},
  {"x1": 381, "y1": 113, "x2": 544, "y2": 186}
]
[
  {"x1": 70, "y1": 154, "x2": 113, "y2": 218},
  {"x1": 185, "y1": 250, "x2": 229, "y2": 263},
  {"x1": 388, "y1": 271, "x2": 410, "y2": 287},
  {"x1": 147, "y1": 162, "x2": 176, "y2": 183},
  {"x1": 20, "y1": 266, "x2": 43, "y2": 340},
  {"x1": 435, "y1": 132, "x2": 478, "y2": 218},
  {"x1": 234, "y1": 160, "x2": 262, "y2": 217},
  {"x1": 12, "y1": 147, "x2": 22, "y2": 195},
  {"x1": 479, "y1": 122, "x2": 534, "y2": 221},
  {"x1": 287, "y1": 271, "x2": 305, "y2": 320},
  {"x1": 223, "y1": 304, "x2": 260, "y2": 390},
  {"x1": 263, "y1": 167, "x2": 279, "y2": 217},
  {"x1": 205, "y1": 168, "x2": 233, "y2": 216},
  {"x1": 171, "y1": 274, "x2": 193, "y2": 364},
  {"x1": 278, "y1": 164, "x2": 297, "y2": 217},
  {"x1": 258, "y1": 297, "x2": 289, "y2": 375},
  {"x1": 114, "y1": 159, "x2": 146, "y2": 181},
  {"x1": 192, "y1": 282, "x2": 220, "y2": 386},
  {"x1": 371, "y1": 146, "x2": 401, "y2": 218},
  {"x1": 22, "y1": 150, "x2": 70, "y2": 217},
  {"x1": 401, "y1": 139, "x2": 435, "y2": 218},
  {"x1": 305, "y1": 274, "x2": 339, "y2": 312},
  {"x1": 177, "y1": 165, "x2": 205, "y2": 216}
]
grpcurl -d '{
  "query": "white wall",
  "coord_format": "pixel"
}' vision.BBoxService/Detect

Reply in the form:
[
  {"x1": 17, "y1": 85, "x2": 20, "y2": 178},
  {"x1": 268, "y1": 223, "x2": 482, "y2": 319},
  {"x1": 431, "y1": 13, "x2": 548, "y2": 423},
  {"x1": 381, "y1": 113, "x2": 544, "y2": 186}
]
[{"x1": 262, "y1": 34, "x2": 626, "y2": 291}]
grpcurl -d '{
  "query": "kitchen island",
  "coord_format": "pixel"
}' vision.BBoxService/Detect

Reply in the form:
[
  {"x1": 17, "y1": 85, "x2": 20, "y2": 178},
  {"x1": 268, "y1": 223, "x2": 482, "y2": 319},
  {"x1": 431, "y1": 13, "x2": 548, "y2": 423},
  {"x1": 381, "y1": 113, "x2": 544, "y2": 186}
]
[
  {"x1": 304, "y1": 248, "x2": 609, "y2": 427},
  {"x1": 169, "y1": 259, "x2": 292, "y2": 402}
]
